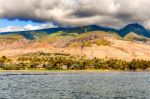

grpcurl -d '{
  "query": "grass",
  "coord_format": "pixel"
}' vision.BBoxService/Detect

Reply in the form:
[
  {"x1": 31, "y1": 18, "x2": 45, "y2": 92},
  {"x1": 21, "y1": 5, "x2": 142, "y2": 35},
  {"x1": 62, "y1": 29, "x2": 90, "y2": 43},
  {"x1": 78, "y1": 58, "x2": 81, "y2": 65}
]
[{"x1": 93, "y1": 39, "x2": 110, "y2": 46}]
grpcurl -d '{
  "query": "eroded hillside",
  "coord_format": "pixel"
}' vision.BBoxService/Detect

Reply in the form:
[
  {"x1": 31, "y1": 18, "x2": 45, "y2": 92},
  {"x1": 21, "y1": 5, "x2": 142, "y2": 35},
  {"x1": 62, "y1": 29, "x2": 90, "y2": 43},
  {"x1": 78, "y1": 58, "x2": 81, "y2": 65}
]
[{"x1": 0, "y1": 30, "x2": 150, "y2": 61}]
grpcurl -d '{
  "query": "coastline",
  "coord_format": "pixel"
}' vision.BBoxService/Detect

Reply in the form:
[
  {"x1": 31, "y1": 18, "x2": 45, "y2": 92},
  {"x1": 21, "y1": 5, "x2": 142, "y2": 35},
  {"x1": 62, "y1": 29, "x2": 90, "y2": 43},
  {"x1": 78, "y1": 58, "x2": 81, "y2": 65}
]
[
  {"x1": 0, "y1": 69, "x2": 121, "y2": 73},
  {"x1": 0, "y1": 69, "x2": 149, "y2": 73}
]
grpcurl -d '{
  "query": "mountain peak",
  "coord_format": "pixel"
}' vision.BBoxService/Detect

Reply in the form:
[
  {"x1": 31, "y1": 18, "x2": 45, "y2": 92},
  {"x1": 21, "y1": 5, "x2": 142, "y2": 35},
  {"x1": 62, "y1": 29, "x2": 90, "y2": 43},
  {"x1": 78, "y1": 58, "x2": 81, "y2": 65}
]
[
  {"x1": 119, "y1": 23, "x2": 149, "y2": 37},
  {"x1": 125, "y1": 23, "x2": 145, "y2": 30}
]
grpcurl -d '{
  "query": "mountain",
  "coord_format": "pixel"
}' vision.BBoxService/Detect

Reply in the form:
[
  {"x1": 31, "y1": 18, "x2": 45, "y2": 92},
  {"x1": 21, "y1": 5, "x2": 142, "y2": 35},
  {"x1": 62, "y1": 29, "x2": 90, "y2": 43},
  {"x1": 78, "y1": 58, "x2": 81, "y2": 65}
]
[
  {"x1": 119, "y1": 23, "x2": 150, "y2": 37},
  {"x1": 0, "y1": 24, "x2": 150, "y2": 60},
  {"x1": 0, "y1": 25, "x2": 118, "y2": 40},
  {"x1": 0, "y1": 23, "x2": 150, "y2": 40}
]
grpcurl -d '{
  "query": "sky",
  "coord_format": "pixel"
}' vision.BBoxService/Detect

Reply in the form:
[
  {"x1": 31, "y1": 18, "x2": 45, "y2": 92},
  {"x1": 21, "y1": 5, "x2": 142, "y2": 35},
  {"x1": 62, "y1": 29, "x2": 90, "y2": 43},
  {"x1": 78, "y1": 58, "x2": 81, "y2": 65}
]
[
  {"x1": 0, "y1": 18, "x2": 57, "y2": 32},
  {"x1": 0, "y1": 18, "x2": 40, "y2": 28},
  {"x1": 0, "y1": 0, "x2": 150, "y2": 32}
]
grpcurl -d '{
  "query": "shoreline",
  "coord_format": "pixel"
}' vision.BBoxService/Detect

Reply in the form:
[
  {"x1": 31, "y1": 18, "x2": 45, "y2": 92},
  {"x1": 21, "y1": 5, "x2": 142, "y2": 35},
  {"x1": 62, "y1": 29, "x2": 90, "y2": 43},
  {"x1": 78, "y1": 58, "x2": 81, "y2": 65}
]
[{"x1": 0, "y1": 69, "x2": 149, "y2": 73}]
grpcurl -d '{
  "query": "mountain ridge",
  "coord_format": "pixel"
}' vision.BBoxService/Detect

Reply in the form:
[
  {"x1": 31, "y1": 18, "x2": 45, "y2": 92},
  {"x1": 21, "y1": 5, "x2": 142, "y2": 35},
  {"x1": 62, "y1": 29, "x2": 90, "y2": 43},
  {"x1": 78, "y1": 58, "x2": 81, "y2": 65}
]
[
  {"x1": 0, "y1": 23, "x2": 150, "y2": 40},
  {"x1": 119, "y1": 23, "x2": 150, "y2": 37}
]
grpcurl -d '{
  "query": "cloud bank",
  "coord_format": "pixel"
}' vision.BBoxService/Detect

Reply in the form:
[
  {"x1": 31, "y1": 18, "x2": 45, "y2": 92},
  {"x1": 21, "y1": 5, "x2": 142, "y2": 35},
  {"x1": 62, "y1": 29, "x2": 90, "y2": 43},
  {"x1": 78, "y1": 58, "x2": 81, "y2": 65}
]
[
  {"x1": 0, "y1": 23, "x2": 57, "y2": 32},
  {"x1": 0, "y1": 0, "x2": 150, "y2": 28}
]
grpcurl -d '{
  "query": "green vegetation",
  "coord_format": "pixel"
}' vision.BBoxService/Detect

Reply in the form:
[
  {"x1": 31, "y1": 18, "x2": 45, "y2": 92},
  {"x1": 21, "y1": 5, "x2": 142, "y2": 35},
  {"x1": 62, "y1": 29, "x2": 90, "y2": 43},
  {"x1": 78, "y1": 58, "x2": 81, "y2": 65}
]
[
  {"x1": 0, "y1": 52, "x2": 150, "y2": 71},
  {"x1": 68, "y1": 39, "x2": 110, "y2": 48},
  {"x1": 93, "y1": 39, "x2": 110, "y2": 46},
  {"x1": 68, "y1": 42, "x2": 81, "y2": 48},
  {"x1": 30, "y1": 32, "x2": 48, "y2": 39}
]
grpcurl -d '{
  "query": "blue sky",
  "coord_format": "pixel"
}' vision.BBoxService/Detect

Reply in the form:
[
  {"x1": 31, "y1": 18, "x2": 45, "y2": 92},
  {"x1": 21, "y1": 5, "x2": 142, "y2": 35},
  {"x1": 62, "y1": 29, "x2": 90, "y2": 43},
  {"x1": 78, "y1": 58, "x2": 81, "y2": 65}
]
[
  {"x1": 0, "y1": 18, "x2": 41, "y2": 28},
  {"x1": 0, "y1": 18, "x2": 57, "y2": 32}
]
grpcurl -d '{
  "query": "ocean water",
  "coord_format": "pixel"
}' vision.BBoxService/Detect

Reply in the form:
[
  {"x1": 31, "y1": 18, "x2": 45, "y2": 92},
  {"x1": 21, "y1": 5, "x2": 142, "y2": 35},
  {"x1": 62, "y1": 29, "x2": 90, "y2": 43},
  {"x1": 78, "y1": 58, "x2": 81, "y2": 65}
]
[{"x1": 0, "y1": 72, "x2": 150, "y2": 99}]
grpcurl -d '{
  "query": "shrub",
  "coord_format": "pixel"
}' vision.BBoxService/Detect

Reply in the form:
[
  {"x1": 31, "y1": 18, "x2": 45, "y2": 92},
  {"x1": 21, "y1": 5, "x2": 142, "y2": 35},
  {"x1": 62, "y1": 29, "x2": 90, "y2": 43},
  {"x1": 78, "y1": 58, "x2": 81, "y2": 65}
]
[{"x1": 94, "y1": 39, "x2": 110, "y2": 46}]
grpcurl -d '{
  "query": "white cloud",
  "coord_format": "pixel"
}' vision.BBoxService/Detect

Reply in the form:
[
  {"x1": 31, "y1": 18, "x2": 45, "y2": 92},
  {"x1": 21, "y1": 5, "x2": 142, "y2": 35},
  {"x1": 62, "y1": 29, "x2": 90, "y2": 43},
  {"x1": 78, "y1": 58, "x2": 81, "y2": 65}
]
[
  {"x1": 0, "y1": 23, "x2": 57, "y2": 32},
  {"x1": 0, "y1": 0, "x2": 150, "y2": 28}
]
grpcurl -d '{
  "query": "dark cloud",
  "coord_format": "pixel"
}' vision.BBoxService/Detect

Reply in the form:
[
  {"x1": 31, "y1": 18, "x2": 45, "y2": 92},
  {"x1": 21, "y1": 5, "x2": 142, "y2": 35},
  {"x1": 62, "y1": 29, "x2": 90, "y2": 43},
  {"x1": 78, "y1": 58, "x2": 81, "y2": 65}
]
[{"x1": 0, "y1": 0, "x2": 150, "y2": 28}]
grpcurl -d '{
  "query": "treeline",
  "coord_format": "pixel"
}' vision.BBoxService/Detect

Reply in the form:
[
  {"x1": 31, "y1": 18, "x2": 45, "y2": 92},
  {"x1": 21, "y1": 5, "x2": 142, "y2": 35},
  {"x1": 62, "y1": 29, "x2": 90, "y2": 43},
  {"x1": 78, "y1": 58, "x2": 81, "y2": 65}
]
[{"x1": 0, "y1": 53, "x2": 150, "y2": 71}]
